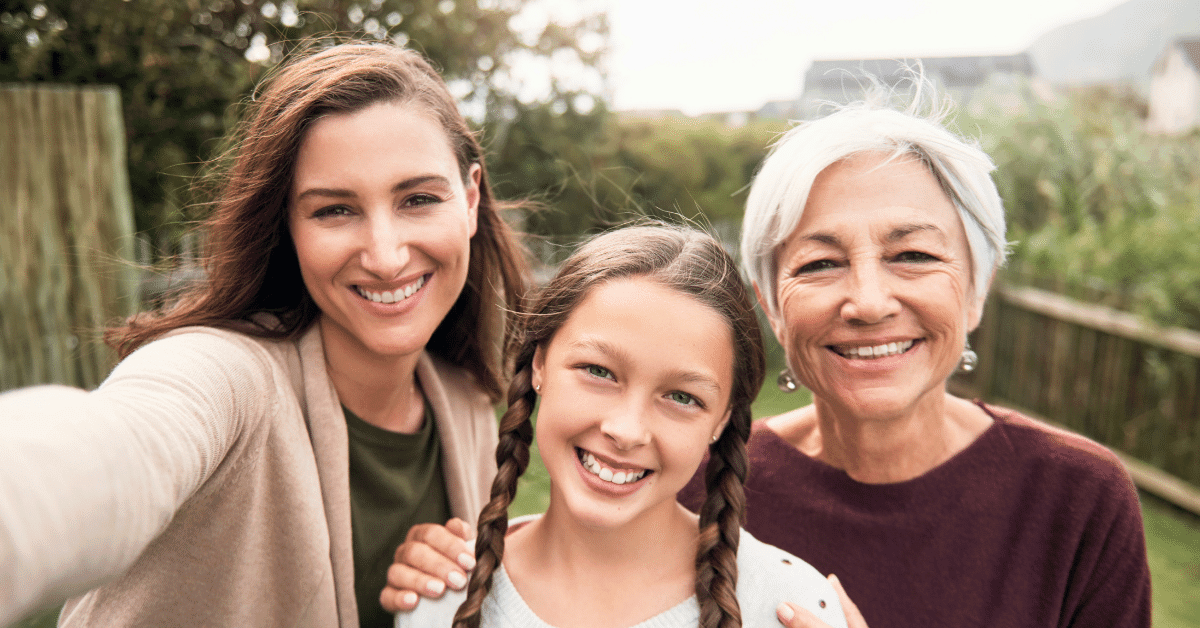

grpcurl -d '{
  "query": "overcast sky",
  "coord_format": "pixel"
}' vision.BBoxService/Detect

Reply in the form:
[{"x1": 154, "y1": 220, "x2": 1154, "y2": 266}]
[{"x1": 574, "y1": 0, "x2": 1128, "y2": 114}]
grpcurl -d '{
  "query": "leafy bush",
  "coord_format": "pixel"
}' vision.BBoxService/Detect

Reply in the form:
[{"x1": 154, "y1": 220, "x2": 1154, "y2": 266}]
[{"x1": 963, "y1": 86, "x2": 1200, "y2": 329}]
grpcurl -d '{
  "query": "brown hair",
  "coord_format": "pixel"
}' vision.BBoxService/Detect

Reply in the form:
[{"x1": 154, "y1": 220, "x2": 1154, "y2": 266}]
[
  {"x1": 453, "y1": 223, "x2": 766, "y2": 628},
  {"x1": 106, "y1": 42, "x2": 529, "y2": 400}
]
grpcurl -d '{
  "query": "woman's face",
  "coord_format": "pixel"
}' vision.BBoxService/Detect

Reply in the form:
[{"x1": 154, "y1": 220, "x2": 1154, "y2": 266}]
[
  {"x1": 288, "y1": 101, "x2": 479, "y2": 363},
  {"x1": 531, "y1": 277, "x2": 734, "y2": 530},
  {"x1": 769, "y1": 152, "x2": 981, "y2": 422}
]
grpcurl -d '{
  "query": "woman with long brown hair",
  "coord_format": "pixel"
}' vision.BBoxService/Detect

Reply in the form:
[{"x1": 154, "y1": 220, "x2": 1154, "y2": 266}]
[
  {"x1": 396, "y1": 224, "x2": 848, "y2": 628},
  {"x1": 0, "y1": 42, "x2": 528, "y2": 628}
]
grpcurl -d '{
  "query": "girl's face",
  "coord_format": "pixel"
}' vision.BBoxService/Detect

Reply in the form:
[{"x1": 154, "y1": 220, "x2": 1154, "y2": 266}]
[
  {"x1": 531, "y1": 277, "x2": 734, "y2": 530},
  {"x1": 288, "y1": 101, "x2": 479, "y2": 364}
]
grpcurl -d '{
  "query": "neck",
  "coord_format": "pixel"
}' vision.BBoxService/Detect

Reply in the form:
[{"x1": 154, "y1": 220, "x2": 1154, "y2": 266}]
[
  {"x1": 502, "y1": 502, "x2": 699, "y2": 628},
  {"x1": 320, "y1": 318, "x2": 424, "y2": 433},
  {"x1": 810, "y1": 391, "x2": 991, "y2": 483}
]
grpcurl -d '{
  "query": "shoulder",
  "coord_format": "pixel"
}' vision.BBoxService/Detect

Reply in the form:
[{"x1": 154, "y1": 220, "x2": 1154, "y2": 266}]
[
  {"x1": 102, "y1": 326, "x2": 298, "y2": 424},
  {"x1": 736, "y1": 529, "x2": 848, "y2": 628},
  {"x1": 980, "y1": 402, "x2": 1132, "y2": 487},
  {"x1": 123, "y1": 326, "x2": 290, "y2": 380}
]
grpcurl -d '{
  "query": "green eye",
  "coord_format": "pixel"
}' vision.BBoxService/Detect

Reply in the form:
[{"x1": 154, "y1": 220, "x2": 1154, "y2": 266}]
[
  {"x1": 668, "y1": 391, "x2": 697, "y2": 406},
  {"x1": 586, "y1": 365, "x2": 613, "y2": 379}
]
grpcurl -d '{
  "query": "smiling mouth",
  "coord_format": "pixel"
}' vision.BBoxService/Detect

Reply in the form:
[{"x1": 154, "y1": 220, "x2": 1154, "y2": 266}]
[
  {"x1": 576, "y1": 447, "x2": 650, "y2": 485},
  {"x1": 831, "y1": 339, "x2": 917, "y2": 359},
  {"x1": 355, "y1": 274, "x2": 428, "y2": 304}
]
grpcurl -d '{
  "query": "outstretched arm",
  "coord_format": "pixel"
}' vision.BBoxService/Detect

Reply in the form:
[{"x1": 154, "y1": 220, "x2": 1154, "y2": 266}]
[{"x1": 0, "y1": 331, "x2": 272, "y2": 625}]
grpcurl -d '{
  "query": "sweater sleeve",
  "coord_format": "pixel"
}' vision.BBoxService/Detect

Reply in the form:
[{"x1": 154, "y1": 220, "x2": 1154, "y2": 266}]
[
  {"x1": 0, "y1": 330, "x2": 278, "y2": 626},
  {"x1": 1063, "y1": 462, "x2": 1152, "y2": 628}
]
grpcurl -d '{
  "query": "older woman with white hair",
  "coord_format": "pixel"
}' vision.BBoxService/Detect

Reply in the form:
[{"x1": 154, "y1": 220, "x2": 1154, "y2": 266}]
[
  {"x1": 677, "y1": 97, "x2": 1152, "y2": 627},
  {"x1": 383, "y1": 95, "x2": 1152, "y2": 628}
]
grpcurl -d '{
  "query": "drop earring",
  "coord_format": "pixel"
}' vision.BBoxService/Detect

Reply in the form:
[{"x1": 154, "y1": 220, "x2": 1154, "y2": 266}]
[
  {"x1": 958, "y1": 340, "x2": 978, "y2": 373},
  {"x1": 777, "y1": 368, "x2": 798, "y2": 393}
]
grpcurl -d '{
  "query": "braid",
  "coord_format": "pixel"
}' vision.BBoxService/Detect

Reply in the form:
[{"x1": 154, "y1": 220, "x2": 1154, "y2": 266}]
[
  {"x1": 452, "y1": 360, "x2": 536, "y2": 628},
  {"x1": 695, "y1": 404, "x2": 751, "y2": 628}
]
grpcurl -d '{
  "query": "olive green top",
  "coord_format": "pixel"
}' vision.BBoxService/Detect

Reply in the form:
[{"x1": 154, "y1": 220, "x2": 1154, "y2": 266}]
[{"x1": 345, "y1": 403, "x2": 452, "y2": 628}]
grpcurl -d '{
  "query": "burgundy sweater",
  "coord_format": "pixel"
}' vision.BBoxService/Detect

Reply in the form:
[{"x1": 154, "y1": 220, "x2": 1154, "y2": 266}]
[{"x1": 678, "y1": 403, "x2": 1151, "y2": 628}]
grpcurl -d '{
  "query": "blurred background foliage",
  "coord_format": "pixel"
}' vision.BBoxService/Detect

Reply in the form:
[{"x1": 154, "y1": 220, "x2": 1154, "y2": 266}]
[
  {"x1": 963, "y1": 86, "x2": 1200, "y2": 330},
  {"x1": 0, "y1": 0, "x2": 611, "y2": 258},
  {"x1": 1, "y1": 1, "x2": 1198, "y2": 332}
]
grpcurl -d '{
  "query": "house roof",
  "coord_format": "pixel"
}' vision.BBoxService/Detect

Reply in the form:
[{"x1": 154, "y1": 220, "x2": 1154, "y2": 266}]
[
  {"x1": 1179, "y1": 39, "x2": 1200, "y2": 72},
  {"x1": 804, "y1": 54, "x2": 1035, "y2": 92}
]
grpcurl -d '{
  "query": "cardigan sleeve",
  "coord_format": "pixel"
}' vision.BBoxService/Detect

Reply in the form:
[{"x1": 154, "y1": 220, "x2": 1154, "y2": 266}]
[{"x1": 0, "y1": 329, "x2": 280, "y2": 626}]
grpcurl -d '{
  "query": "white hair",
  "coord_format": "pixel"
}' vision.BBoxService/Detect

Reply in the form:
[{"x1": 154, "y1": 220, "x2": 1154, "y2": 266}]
[{"x1": 742, "y1": 89, "x2": 1009, "y2": 319}]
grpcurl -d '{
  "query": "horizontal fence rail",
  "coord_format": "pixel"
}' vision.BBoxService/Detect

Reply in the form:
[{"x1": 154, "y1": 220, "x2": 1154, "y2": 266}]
[{"x1": 956, "y1": 283, "x2": 1200, "y2": 494}]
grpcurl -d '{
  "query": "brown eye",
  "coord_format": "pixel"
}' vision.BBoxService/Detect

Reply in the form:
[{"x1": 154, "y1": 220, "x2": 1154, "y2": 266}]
[{"x1": 794, "y1": 259, "x2": 838, "y2": 275}]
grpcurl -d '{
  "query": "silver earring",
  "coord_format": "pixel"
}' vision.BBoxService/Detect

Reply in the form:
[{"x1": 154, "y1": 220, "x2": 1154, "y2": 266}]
[
  {"x1": 710, "y1": 433, "x2": 720, "y2": 444},
  {"x1": 777, "y1": 368, "x2": 798, "y2": 393},
  {"x1": 535, "y1": 384, "x2": 541, "y2": 393},
  {"x1": 958, "y1": 340, "x2": 978, "y2": 373}
]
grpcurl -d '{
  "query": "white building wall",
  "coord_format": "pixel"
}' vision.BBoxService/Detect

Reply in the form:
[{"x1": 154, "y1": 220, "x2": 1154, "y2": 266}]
[{"x1": 1147, "y1": 47, "x2": 1200, "y2": 135}]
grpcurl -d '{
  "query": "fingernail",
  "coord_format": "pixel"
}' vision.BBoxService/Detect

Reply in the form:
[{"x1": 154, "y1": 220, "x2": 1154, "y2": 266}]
[
  {"x1": 777, "y1": 603, "x2": 795, "y2": 621},
  {"x1": 425, "y1": 579, "x2": 445, "y2": 595},
  {"x1": 401, "y1": 592, "x2": 418, "y2": 606},
  {"x1": 447, "y1": 571, "x2": 467, "y2": 589},
  {"x1": 457, "y1": 552, "x2": 476, "y2": 570},
  {"x1": 829, "y1": 574, "x2": 840, "y2": 585}
]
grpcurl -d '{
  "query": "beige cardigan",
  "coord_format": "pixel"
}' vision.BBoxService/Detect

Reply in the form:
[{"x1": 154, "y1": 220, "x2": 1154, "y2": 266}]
[{"x1": 0, "y1": 324, "x2": 497, "y2": 627}]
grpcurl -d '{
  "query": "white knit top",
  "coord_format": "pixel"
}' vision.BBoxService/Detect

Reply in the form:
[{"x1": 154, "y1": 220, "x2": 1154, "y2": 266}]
[{"x1": 395, "y1": 515, "x2": 848, "y2": 628}]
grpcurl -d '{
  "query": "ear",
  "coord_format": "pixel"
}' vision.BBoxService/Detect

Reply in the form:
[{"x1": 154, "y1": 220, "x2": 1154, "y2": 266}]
[
  {"x1": 752, "y1": 281, "x2": 785, "y2": 344},
  {"x1": 712, "y1": 411, "x2": 732, "y2": 443},
  {"x1": 530, "y1": 344, "x2": 545, "y2": 393},
  {"x1": 465, "y1": 163, "x2": 482, "y2": 239}
]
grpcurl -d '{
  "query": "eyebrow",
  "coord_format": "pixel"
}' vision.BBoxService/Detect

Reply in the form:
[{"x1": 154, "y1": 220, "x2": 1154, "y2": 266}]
[
  {"x1": 795, "y1": 222, "x2": 943, "y2": 247},
  {"x1": 293, "y1": 174, "x2": 453, "y2": 203},
  {"x1": 568, "y1": 337, "x2": 723, "y2": 396}
]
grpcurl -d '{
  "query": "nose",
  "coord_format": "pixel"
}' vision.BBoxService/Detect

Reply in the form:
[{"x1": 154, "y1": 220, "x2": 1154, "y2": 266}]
[
  {"x1": 840, "y1": 261, "x2": 900, "y2": 325},
  {"x1": 359, "y1": 212, "x2": 410, "y2": 279},
  {"x1": 600, "y1": 400, "x2": 652, "y2": 451}
]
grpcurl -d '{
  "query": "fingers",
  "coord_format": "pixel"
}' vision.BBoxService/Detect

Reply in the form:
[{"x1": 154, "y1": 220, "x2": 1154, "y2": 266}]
[
  {"x1": 828, "y1": 574, "x2": 870, "y2": 628},
  {"x1": 382, "y1": 519, "x2": 476, "y2": 614},
  {"x1": 400, "y1": 521, "x2": 476, "y2": 571},
  {"x1": 380, "y1": 585, "x2": 420, "y2": 614},
  {"x1": 444, "y1": 516, "x2": 474, "y2": 541},
  {"x1": 775, "y1": 602, "x2": 834, "y2": 628}
]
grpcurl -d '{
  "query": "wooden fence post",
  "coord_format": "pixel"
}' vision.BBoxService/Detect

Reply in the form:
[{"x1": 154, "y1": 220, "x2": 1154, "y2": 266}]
[{"x1": 0, "y1": 84, "x2": 139, "y2": 391}]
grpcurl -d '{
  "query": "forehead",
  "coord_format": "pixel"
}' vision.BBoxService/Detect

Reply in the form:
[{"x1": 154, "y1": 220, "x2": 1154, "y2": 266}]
[
  {"x1": 292, "y1": 101, "x2": 458, "y2": 185},
  {"x1": 550, "y1": 277, "x2": 735, "y2": 385},
  {"x1": 793, "y1": 152, "x2": 963, "y2": 239}
]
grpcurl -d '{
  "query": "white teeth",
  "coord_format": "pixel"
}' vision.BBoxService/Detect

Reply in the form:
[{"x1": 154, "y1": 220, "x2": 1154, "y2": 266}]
[
  {"x1": 578, "y1": 449, "x2": 646, "y2": 485},
  {"x1": 840, "y1": 339, "x2": 914, "y2": 359},
  {"x1": 357, "y1": 275, "x2": 426, "y2": 304}
]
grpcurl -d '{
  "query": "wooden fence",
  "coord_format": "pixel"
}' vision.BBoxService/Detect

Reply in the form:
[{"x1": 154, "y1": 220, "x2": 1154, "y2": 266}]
[
  {"x1": 954, "y1": 283, "x2": 1200, "y2": 492},
  {"x1": 1, "y1": 84, "x2": 139, "y2": 391}
]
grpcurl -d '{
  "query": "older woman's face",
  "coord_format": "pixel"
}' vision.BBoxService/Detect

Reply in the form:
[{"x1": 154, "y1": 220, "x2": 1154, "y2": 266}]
[{"x1": 770, "y1": 152, "x2": 980, "y2": 422}]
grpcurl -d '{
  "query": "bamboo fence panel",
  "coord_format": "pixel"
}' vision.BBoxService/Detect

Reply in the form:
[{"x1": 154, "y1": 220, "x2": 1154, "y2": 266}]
[
  {"x1": 956, "y1": 283, "x2": 1200, "y2": 488},
  {"x1": 1, "y1": 84, "x2": 138, "y2": 391}
]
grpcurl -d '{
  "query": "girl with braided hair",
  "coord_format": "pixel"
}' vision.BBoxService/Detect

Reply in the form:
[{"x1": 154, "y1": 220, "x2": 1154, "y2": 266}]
[{"x1": 395, "y1": 223, "x2": 847, "y2": 628}]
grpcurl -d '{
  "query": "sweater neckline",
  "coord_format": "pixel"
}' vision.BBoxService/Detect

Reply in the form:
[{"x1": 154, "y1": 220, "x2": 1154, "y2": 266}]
[{"x1": 488, "y1": 566, "x2": 699, "y2": 628}]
